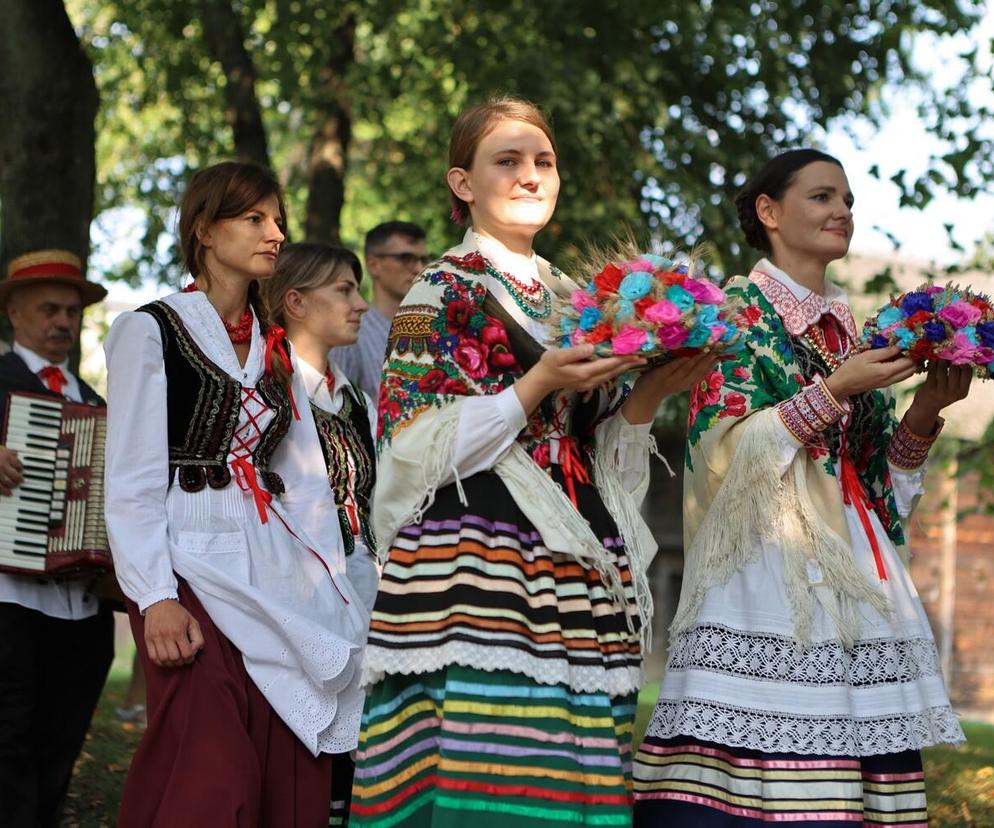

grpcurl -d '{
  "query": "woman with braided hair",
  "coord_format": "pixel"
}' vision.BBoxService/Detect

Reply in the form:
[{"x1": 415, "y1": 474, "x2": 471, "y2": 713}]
[
  {"x1": 632, "y1": 149, "x2": 971, "y2": 826},
  {"x1": 104, "y1": 162, "x2": 369, "y2": 826}
]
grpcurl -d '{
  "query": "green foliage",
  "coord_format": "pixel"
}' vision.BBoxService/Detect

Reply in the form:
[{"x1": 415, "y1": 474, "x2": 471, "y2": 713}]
[{"x1": 67, "y1": 0, "x2": 989, "y2": 286}]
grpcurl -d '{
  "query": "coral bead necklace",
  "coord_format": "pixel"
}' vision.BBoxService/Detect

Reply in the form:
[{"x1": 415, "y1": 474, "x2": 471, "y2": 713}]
[{"x1": 182, "y1": 282, "x2": 254, "y2": 343}]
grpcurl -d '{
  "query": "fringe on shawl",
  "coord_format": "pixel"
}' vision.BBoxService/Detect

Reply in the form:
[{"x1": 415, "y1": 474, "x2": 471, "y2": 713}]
[
  {"x1": 590, "y1": 432, "x2": 658, "y2": 653},
  {"x1": 670, "y1": 408, "x2": 892, "y2": 648},
  {"x1": 371, "y1": 401, "x2": 465, "y2": 563},
  {"x1": 495, "y1": 444, "x2": 645, "y2": 640}
]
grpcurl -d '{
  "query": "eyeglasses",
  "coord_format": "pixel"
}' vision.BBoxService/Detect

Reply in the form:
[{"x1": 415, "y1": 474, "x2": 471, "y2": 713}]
[{"x1": 375, "y1": 252, "x2": 430, "y2": 267}]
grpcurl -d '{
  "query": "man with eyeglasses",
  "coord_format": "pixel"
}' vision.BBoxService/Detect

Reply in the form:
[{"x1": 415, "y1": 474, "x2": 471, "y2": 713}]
[{"x1": 334, "y1": 221, "x2": 428, "y2": 400}]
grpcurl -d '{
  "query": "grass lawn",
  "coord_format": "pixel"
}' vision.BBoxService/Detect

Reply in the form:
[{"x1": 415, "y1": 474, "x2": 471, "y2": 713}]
[{"x1": 63, "y1": 675, "x2": 994, "y2": 826}]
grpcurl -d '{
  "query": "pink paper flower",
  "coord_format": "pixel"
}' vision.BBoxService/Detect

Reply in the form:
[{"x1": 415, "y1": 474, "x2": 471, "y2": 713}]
[
  {"x1": 924, "y1": 284, "x2": 945, "y2": 295},
  {"x1": 610, "y1": 324, "x2": 648, "y2": 354},
  {"x1": 622, "y1": 259, "x2": 654, "y2": 272},
  {"x1": 938, "y1": 300, "x2": 982, "y2": 327},
  {"x1": 570, "y1": 290, "x2": 598, "y2": 311},
  {"x1": 657, "y1": 323, "x2": 690, "y2": 349},
  {"x1": 936, "y1": 331, "x2": 979, "y2": 365},
  {"x1": 683, "y1": 278, "x2": 726, "y2": 305},
  {"x1": 642, "y1": 299, "x2": 681, "y2": 325}
]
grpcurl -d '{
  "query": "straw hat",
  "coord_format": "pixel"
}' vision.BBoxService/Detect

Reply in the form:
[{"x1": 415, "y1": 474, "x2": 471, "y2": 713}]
[{"x1": 0, "y1": 249, "x2": 107, "y2": 309}]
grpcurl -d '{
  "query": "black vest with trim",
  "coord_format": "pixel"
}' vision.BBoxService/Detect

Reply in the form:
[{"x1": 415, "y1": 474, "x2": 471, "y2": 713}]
[
  {"x1": 310, "y1": 384, "x2": 376, "y2": 556},
  {"x1": 136, "y1": 300, "x2": 291, "y2": 494}
]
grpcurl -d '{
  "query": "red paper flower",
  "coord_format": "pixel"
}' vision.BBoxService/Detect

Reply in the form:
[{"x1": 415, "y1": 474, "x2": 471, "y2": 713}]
[
  {"x1": 582, "y1": 322, "x2": 614, "y2": 344},
  {"x1": 633, "y1": 296, "x2": 655, "y2": 318},
  {"x1": 593, "y1": 263, "x2": 624, "y2": 297}
]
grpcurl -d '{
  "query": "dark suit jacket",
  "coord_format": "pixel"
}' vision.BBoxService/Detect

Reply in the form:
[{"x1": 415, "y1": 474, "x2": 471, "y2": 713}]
[{"x1": 0, "y1": 350, "x2": 104, "y2": 423}]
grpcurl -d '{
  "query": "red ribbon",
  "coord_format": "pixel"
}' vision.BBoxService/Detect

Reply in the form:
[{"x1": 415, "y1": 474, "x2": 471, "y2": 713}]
[
  {"x1": 839, "y1": 449, "x2": 887, "y2": 582},
  {"x1": 557, "y1": 436, "x2": 591, "y2": 509},
  {"x1": 264, "y1": 325, "x2": 300, "y2": 420},
  {"x1": 229, "y1": 455, "x2": 349, "y2": 605},
  {"x1": 231, "y1": 456, "x2": 272, "y2": 524}
]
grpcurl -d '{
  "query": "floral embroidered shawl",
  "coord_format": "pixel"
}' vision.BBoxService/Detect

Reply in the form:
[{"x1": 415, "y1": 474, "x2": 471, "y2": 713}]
[
  {"x1": 371, "y1": 235, "x2": 657, "y2": 637},
  {"x1": 671, "y1": 271, "x2": 903, "y2": 646}
]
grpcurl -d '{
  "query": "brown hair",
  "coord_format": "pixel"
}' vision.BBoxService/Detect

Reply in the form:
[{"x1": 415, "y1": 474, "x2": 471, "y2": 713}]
[
  {"x1": 447, "y1": 95, "x2": 557, "y2": 225},
  {"x1": 261, "y1": 242, "x2": 363, "y2": 328},
  {"x1": 178, "y1": 161, "x2": 287, "y2": 331}
]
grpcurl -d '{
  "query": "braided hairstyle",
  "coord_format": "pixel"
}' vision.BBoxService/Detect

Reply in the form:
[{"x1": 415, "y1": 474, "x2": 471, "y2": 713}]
[{"x1": 734, "y1": 149, "x2": 843, "y2": 253}]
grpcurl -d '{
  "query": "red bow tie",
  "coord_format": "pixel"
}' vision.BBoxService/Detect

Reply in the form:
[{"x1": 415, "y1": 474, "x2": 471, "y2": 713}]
[
  {"x1": 38, "y1": 365, "x2": 68, "y2": 395},
  {"x1": 324, "y1": 369, "x2": 336, "y2": 393}
]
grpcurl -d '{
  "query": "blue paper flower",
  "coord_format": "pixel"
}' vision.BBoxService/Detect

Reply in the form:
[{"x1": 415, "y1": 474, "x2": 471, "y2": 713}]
[
  {"x1": 962, "y1": 326, "x2": 979, "y2": 346},
  {"x1": 618, "y1": 272, "x2": 653, "y2": 300},
  {"x1": 870, "y1": 334, "x2": 890, "y2": 349},
  {"x1": 876, "y1": 306, "x2": 905, "y2": 328},
  {"x1": 640, "y1": 333, "x2": 657, "y2": 352},
  {"x1": 900, "y1": 292, "x2": 933, "y2": 315},
  {"x1": 666, "y1": 284, "x2": 695, "y2": 312},
  {"x1": 697, "y1": 304, "x2": 719, "y2": 326},
  {"x1": 616, "y1": 299, "x2": 635, "y2": 320},
  {"x1": 685, "y1": 325, "x2": 711, "y2": 347},
  {"x1": 578, "y1": 307, "x2": 602, "y2": 330},
  {"x1": 922, "y1": 321, "x2": 947, "y2": 342},
  {"x1": 643, "y1": 254, "x2": 671, "y2": 268},
  {"x1": 977, "y1": 321, "x2": 994, "y2": 348},
  {"x1": 586, "y1": 281, "x2": 597, "y2": 295},
  {"x1": 893, "y1": 327, "x2": 918, "y2": 349},
  {"x1": 560, "y1": 316, "x2": 578, "y2": 333}
]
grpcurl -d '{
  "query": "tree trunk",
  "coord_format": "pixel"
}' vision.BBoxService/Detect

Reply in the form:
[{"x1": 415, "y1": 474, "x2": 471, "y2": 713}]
[
  {"x1": 0, "y1": 0, "x2": 99, "y2": 362},
  {"x1": 201, "y1": 0, "x2": 271, "y2": 169},
  {"x1": 304, "y1": 16, "x2": 355, "y2": 244}
]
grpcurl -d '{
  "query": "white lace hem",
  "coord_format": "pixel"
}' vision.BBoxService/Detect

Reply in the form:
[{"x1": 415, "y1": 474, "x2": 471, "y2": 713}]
[
  {"x1": 644, "y1": 698, "x2": 965, "y2": 756},
  {"x1": 361, "y1": 640, "x2": 643, "y2": 699}
]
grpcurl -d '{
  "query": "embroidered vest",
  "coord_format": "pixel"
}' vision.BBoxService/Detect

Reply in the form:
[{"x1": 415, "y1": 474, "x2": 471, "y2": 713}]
[
  {"x1": 137, "y1": 300, "x2": 291, "y2": 494},
  {"x1": 311, "y1": 385, "x2": 376, "y2": 555}
]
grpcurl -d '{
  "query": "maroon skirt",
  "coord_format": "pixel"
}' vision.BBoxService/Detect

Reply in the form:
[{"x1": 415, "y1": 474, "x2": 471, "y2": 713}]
[{"x1": 119, "y1": 581, "x2": 334, "y2": 828}]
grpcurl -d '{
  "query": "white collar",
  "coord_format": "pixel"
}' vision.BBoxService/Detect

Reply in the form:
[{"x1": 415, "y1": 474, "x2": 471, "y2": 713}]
[
  {"x1": 12, "y1": 341, "x2": 72, "y2": 376},
  {"x1": 748, "y1": 258, "x2": 857, "y2": 340},
  {"x1": 297, "y1": 353, "x2": 352, "y2": 412}
]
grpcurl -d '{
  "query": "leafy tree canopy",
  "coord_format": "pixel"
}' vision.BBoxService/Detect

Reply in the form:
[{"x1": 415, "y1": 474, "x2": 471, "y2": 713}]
[{"x1": 67, "y1": 0, "x2": 990, "y2": 285}]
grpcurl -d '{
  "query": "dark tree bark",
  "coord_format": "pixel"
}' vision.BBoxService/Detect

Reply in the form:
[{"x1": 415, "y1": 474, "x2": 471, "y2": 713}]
[
  {"x1": 0, "y1": 0, "x2": 98, "y2": 278},
  {"x1": 201, "y1": 0, "x2": 271, "y2": 169},
  {"x1": 304, "y1": 16, "x2": 355, "y2": 244}
]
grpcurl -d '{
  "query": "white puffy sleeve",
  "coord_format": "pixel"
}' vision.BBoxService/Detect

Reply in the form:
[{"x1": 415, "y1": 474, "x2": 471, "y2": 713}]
[
  {"x1": 438, "y1": 387, "x2": 528, "y2": 486},
  {"x1": 104, "y1": 311, "x2": 178, "y2": 612}
]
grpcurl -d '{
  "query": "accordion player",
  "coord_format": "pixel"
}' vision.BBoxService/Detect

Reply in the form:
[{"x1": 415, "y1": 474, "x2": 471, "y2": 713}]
[{"x1": 0, "y1": 391, "x2": 112, "y2": 576}]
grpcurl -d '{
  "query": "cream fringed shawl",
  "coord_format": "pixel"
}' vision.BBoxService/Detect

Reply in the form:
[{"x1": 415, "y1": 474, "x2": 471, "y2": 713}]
[
  {"x1": 671, "y1": 275, "x2": 906, "y2": 647},
  {"x1": 371, "y1": 239, "x2": 657, "y2": 644}
]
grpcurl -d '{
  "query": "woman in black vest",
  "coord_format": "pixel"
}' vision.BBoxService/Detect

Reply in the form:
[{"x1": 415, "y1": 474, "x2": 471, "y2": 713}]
[
  {"x1": 261, "y1": 242, "x2": 380, "y2": 827},
  {"x1": 104, "y1": 162, "x2": 369, "y2": 827}
]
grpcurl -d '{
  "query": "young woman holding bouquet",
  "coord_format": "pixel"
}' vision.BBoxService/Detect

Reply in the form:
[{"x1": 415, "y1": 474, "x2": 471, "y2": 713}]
[
  {"x1": 104, "y1": 163, "x2": 370, "y2": 827},
  {"x1": 349, "y1": 96, "x2": 713, "y2": 827},
  {"x1": 633, "y1": 149, "x2": 972, "y2": 826}
]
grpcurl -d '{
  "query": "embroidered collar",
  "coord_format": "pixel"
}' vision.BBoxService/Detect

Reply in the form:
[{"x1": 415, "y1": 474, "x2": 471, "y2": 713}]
[{"x1": 749, "y1": 258, "x2": 857, "y2": 341}]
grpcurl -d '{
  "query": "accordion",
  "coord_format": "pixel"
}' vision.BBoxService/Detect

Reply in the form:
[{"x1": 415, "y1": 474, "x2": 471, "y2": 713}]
[{"x1": 0, "y1": 391, "x2": 112, "y2": 576}]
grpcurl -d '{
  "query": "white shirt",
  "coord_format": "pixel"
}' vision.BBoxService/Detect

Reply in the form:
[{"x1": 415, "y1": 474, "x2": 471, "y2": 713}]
[{"x1": 0, "y1": 342, "x2": 100, "y2": 620}]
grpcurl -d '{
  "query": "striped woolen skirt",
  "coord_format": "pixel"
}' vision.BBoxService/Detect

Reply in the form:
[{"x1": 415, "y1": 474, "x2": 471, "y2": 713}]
[
  {"x1": 351, "y1": 665, "x2": 638, "y2": 827},
  {"x1": 632, "y1": 735, "x2": 927, "y2": 826}
]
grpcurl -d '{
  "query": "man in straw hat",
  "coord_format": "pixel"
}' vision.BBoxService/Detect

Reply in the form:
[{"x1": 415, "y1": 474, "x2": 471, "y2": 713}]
[{"x1": 0, "y1": 250, "x2": 114, "y2": 828}]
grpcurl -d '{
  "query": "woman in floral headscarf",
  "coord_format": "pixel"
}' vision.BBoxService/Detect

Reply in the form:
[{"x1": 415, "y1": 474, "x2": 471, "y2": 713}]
[
  {"x1": 633, "y1": 149, "x2": 972, "y2": 826},
  {"x1": 349, "y1": 96, "x2": 713, "y2": 827}
]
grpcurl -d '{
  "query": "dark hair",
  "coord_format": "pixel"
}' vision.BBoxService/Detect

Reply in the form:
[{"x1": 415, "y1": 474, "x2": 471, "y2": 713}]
[
  {"x1": 261, "y1": 242, "x2": 363, "y2": 327},
  {"x1": 363, "y1": 221, "x2": 426, "y2": 258},
  {"x1": 447, "y1": 95, "x2": 556, "y2": 225},
  {"x1": 734, "y1": 149, "x2": 844, "y2": 253}
]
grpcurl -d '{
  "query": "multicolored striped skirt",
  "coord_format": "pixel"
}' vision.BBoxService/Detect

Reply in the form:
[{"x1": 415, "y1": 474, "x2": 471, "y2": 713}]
[
  {"x1": 351, "y1": 665, "x2": 638, "y2": 827},
  {"x1": 632, "y1": 735, "x2": 927, "y2": 826}
]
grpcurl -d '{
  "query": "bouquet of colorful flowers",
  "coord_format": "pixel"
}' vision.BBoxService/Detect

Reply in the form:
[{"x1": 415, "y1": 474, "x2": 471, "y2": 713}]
[
  {"x1": 550, "y1": 252, "x2": 744, "y2": 362},
  {"x1": 862, "y1": 283, "x2": 994, "y2": 379}
]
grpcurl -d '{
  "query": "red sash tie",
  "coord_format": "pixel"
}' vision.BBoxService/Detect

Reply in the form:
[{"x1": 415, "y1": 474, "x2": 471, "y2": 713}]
[
  {"x1": 839, "y1": 449, "x2": 888, "y2": 582},
  {"x1": 557, "y1": 436, "x2": 591, "y2": 509}
]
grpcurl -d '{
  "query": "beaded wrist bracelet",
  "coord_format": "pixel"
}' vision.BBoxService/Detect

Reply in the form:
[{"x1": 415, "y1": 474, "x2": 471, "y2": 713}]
[
  {"x1": 777, "y1": 375, "x2": 849, "y2": 445},
  {"x1": 886, "y1": 415, "x2": 944, "y2": 470}
]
